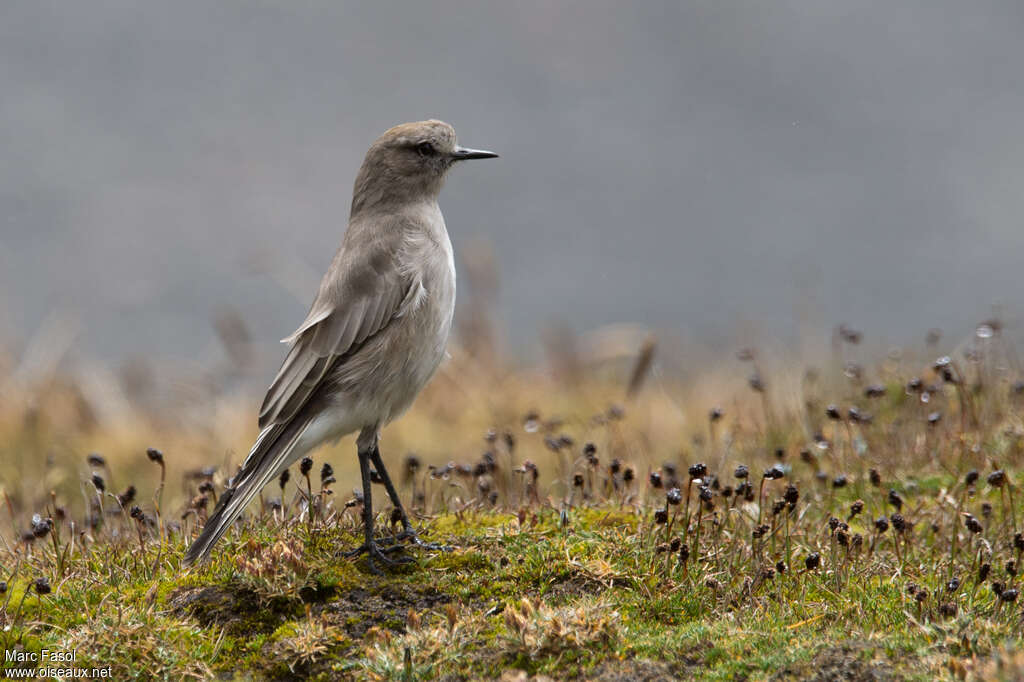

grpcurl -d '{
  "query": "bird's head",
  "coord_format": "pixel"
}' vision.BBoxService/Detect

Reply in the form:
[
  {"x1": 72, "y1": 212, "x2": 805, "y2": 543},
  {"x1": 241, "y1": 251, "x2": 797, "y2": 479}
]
[{"x1": 352, "y1": 120, "x2": 497, "y2": 214}]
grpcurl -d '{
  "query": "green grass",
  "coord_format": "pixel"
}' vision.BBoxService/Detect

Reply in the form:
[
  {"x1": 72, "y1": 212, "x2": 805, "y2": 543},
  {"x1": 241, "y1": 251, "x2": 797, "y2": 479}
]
[
  {"x1": 4, "y1": 343, "x2": 1024, "y2": 679},
  {"x1": 3, "y1": 492, "x2": 1023, "y2": 680}
]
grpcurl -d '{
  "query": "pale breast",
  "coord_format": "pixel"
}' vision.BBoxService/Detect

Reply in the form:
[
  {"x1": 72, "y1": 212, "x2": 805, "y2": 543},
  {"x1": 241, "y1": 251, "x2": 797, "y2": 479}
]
[{"x1": 349, "y1": 206, "x2": 455, "y2": 424}]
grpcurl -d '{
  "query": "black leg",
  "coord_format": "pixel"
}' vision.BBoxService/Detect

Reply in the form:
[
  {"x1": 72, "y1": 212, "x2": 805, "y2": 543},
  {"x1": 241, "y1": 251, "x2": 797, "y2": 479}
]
[
  {"x1": 369, "y1": 445, "x2": 412, "y2": 529},
  {"x1": 358, "y1": 448, "x2": 375, "y2": 548},
  {"x1": 369, "y1": 445, "x2": 449, "y2": 551},
  {"x1": 342, "y1": 446, "x2": 412, "y2": 572}
]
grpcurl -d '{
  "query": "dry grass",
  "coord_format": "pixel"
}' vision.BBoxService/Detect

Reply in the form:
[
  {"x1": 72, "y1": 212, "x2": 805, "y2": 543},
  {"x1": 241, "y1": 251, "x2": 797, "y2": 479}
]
[{"x1": 2, "y1": 320, "x2": 1024, "y2": 679}]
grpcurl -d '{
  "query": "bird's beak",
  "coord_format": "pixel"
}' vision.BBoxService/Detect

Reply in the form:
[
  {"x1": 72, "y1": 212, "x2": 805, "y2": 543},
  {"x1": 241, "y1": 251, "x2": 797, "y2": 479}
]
[{"x1": 450, "y1": 146, "x2": 499, "y2": 160}]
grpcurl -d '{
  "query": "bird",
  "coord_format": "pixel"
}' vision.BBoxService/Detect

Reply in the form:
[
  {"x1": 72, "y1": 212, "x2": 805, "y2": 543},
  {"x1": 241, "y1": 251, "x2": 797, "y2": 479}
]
[{"x1": 183, "y1": 120, "x2": 498, "y2": 569}]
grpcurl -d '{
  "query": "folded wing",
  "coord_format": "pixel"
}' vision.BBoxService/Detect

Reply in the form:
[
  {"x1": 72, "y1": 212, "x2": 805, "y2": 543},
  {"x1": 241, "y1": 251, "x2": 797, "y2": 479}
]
[{"x1": 258, "y1": 248, "x2": 417, "y2": 430}]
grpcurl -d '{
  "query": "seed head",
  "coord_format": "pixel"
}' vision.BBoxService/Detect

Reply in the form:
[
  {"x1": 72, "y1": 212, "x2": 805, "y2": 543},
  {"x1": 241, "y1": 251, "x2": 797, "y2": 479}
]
[
  {"x1": 805, "y1": 553, "x2": 821, "y2": 570},
  {"x1": 775, "y1": 560, "x2": 787, "y2": 574},
  {"x1": 709, "y1": 407, "x2": 724, "y2": 422},
  {"x1": 31, "y1": 515, "x2": 52, "y2": 539},
  {"x1": 890, "y1": 513, "x2": 907, "y2": 533},
  {"x1": 654, "y1": 509, "x2": 668, "y2": 524},
  {"x1": 86, "y1": 453, "x2": 106, "y2": 468},
  {"x1": 987, "y1": 470, "x2": 1007, "y2": 487},
  {"x1": 887, "y1": 489, "x2": 903, "y2": 511},
  {"x1": 864, "y1": 384, "x2": 886, "y2": 398},
  {"x1": 117, "y1": 485, "x2": 137, "y2": 507},
  {"x1": 649, "y1": 471, "x2": 663, "y2": 488},
  {"x1": 946, "y1": 577, "x2": 960, "y2": 592},
  {"x1": 825, "y1": 405, "x2": 841, "y2": 421},
  {"x1": 734, "y1": 464, "x2": 749, "y2": 479},
  {"x1": 623, "y1": 467, "x2": 635, "y2": 483},
  {"x1": 609, "y1": 458, "x2": 621, "y2": 475},
  {"x1": 965, "y1": 470, "x2": 979, "y2": 486},
  {"x1": 688, "y1": 462, "x2": 707, "y2": 479},
  {"x1": 764, "y1": 464, "x2": 785, "y2": 480},
  {"x1": 869, "y1": 468, "x2": 881, "y2": 487},
  {"x1": 964, "y1": 514, "x2": 983, "y2": 534},
  {"x1": 979, "y1": 562, "x2": 991, "y2": 582},
  {"x1": 832, "y1": 475, "x2": 848, "y2": 489},
  {"x1": 1007, "y1": 560, "x2": 1017, "y2": 577},
  {"x1": 874, "y1": 517, "x2": 889, "y2": 533},
  {"x1": 300, "y1": 457, "x2": 313, "y2": 477},
  {"x1": 146, "y1": 448, "x2": 164, "y2": 464},
  {"x1": 91, "y1": 474, "x2": 105, "y2": 493},
  {"x1": 666, "y1": 487, "x2": 682, "y2": 505},
  {"x1": 1001, "y1": 588, "x2": 1019, "y2": 603},
  {"x1": 1014, "y1": 533, "x2": 1024, "y2": 552},
  {"x1": 321, "y1": 462, "x2": 335, "y2": 484},
  {"x1": 849, "y1": 500, "x2": 865, "y2": 519},
  {"x1": 279, "y1": 469, "x2": 290, "y2": 489},
  {"x1": 573, "y1": 473, "x2": 584, "y2": 488},
  {"x1": 33, "y1": 577, "x2": 51, "y2": 595}
]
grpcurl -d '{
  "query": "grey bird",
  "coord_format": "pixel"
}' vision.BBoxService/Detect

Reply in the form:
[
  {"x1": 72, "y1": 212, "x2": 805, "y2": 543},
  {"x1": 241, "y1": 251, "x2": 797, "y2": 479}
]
[{"x1": 183, "y1": 120, "x2": 498, "y2": 568}]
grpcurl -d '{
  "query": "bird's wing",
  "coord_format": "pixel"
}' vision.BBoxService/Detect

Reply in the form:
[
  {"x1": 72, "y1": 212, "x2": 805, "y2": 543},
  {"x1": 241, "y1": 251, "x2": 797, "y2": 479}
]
[{"x1": 258, "y1": 247, "x2": 418, "y2": 429}]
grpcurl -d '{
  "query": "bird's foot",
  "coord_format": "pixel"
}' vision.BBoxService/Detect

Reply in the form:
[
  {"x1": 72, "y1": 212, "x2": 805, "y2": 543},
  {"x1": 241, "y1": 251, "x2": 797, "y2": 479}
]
[
  {"x1": 384, "y1": 526, "x2": 451, "y2": 552},
  {"x1": 341, "y1": 541, "x2": 415, "y2": 573}
]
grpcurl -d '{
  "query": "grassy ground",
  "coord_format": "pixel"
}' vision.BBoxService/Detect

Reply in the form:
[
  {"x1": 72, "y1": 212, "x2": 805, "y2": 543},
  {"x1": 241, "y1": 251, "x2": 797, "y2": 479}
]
[{"x1": 3, "y1": 331, "x2": 1024, "y2": 679}]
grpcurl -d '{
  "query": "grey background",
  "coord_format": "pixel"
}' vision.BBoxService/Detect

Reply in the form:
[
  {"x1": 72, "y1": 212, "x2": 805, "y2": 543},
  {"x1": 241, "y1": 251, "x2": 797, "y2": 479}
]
[{"x1": 2, "y1": 1, "x2": 1023, "y2": 377}]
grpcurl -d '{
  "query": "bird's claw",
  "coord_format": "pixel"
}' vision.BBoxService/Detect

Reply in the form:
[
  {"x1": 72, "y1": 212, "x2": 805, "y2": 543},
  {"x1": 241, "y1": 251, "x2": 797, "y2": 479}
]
[
  {"x1": 384, "y1": 527, "x2": 451, "y2": 552},
  {"x1": 341, "y1": 540, "x2": 416, "y2": 573}
]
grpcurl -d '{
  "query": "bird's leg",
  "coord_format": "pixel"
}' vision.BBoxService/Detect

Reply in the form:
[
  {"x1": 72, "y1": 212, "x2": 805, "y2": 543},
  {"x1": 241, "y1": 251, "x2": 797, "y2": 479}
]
[
  {"x1": 369, "y1": 445, "x2": 449, "y2": 551},
  {"x1": 343, "y1": 446, "x2": 412, "y2": 571}
]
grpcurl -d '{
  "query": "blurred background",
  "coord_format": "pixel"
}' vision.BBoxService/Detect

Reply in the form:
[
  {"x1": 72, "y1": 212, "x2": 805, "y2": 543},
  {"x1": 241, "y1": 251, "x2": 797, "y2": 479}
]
[
  {"x1": 2, "y1": 2, "x2": 1024, "y2": 519},
  {"x1": 3, "y1": 1, "x2": 1024, "y2": 373}
]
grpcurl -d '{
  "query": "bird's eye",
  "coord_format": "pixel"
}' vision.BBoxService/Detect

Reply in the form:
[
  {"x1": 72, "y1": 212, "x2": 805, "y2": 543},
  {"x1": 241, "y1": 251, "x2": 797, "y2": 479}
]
[{"x1": 416, "y1": 141, "x2": 436, "y2": 157}]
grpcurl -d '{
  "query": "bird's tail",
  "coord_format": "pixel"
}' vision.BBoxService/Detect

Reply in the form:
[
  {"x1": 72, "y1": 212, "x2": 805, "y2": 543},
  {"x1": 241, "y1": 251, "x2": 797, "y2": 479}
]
[{"x1": 182, "y1": 413, "x2": 315, "y2": 565}]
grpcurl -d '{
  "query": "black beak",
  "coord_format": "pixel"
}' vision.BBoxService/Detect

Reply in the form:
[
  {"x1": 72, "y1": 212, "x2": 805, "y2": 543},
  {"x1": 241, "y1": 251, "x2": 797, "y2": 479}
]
[{"x1": 450, "y1": 145, "x2": 499, "y2": 160}]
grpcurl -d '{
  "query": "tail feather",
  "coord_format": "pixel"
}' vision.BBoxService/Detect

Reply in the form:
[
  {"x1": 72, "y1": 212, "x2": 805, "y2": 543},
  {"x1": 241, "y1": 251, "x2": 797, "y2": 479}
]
[{"x1": 182, "y1": 413, "x2": 315, "y2": 565}]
